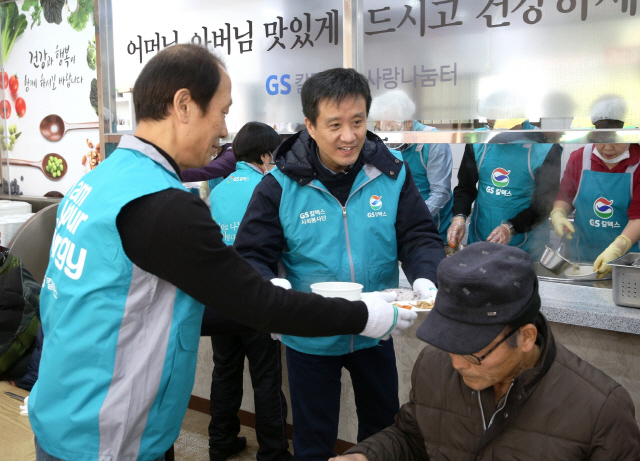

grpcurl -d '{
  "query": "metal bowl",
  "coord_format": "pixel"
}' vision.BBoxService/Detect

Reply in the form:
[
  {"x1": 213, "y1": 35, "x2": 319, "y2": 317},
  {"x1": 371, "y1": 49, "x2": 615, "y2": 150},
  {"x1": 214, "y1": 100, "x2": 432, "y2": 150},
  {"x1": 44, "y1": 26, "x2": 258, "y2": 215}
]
[
  {"x1": 445, "y1": 244, "x2": 465, "y2": 257},
  {"x1": 540, "y1": 246, "x2": 572, "y2": 274}
]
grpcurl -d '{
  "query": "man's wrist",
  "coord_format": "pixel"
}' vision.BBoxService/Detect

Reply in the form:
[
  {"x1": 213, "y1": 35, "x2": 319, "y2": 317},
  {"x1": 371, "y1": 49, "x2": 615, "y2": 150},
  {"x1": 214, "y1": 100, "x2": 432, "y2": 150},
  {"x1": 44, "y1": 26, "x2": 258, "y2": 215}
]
[{"x1": 502, "y1": 221, "x2": 516, "y2": 236}]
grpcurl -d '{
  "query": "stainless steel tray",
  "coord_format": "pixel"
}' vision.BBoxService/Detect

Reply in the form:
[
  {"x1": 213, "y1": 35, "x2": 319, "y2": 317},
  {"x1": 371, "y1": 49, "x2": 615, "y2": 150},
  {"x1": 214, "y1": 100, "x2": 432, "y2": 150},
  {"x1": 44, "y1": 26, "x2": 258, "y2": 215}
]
[
  {"x1": 563, "y1": 264, "x2": 611, "y2": 281},
  {"x1": 533, "y1": 263, "x2": 612, "y2": 288},
  {"x1": 609, "y1": 253, "x2": 640, "y2": 308}
]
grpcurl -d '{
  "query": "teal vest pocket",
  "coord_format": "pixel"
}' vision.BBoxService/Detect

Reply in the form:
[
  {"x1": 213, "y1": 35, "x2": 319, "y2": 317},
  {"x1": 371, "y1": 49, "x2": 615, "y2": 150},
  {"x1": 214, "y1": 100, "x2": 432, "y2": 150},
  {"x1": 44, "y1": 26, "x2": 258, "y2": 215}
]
[
  {"x1": 149, "y1": 322, "x2": 200, "y2": 438},
  {"x1": 367, "y1": 260, "x2": 399, "y2": 291},
  {"x1": 286, "y1": 268, "x2": 337, "y2": 293}
]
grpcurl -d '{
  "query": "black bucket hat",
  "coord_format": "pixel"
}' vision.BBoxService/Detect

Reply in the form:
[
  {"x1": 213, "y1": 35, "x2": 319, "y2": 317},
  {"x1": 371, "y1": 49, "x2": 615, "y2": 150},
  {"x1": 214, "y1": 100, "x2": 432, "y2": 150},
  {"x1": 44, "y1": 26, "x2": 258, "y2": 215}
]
[{"x1": 417, "y1": 242, "x2": 540, "y2": 355}]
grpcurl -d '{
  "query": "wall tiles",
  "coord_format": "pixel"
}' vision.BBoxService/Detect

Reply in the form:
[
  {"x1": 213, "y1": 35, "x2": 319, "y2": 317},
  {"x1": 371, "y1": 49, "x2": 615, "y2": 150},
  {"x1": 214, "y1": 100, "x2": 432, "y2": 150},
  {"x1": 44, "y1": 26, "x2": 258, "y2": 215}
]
[
  {"x1": 193, "y1": 363, "x2": 214, "y2": 400},
  {"x1": 549, "y1": 322, "x2": 619, "y2": 380},
  {"x1": 197, "y1": 337, "x2": 213, "y2": 366},
  {"x1": 337, "y1": 403, "x2": 359, "y2": 445}
]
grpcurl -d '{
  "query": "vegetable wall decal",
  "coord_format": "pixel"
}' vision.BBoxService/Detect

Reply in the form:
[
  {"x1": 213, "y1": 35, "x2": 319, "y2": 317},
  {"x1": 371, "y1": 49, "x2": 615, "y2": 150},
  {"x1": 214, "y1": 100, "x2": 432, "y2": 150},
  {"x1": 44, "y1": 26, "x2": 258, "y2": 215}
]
[
  {"x1": 42, "y1": 0, "x2": 65, "y2": 25},
  {"x1": 90, "y1": 78, "x2": 98, "y2": 115},
  {"x1": 21, "y1": 0, "x2": 42, "y2": 29},
  {"x1": 68, "y1": 0, "x2": 93, "y2": 31},
  {"x1": 87, "y1": 38, "x2": 96, "y2": 70},
  {"x1": 1, "y1": 3, "x2": 28, "y2": 66}
]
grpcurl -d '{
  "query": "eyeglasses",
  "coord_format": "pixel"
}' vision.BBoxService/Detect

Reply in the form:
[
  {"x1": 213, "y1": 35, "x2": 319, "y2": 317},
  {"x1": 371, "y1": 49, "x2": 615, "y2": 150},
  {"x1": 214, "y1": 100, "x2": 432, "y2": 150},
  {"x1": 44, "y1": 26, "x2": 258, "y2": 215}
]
[
  {"x1": 374, "y1": 120, "x2": 406, "y2": 132},
  {"x1": 461, "y1": 328, "x2": 519, "y2": 365},
  {"x1": 267, "y1": 151, "x2": 275, "y2": 165}
]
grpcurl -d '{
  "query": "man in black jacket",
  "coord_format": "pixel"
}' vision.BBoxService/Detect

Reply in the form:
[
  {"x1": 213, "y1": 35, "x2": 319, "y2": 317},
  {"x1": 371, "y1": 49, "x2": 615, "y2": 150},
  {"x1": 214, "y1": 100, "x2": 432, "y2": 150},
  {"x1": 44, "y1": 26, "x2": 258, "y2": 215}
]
[{"x1": 234, "y1": 68, "x2": 445, "y2": 461}]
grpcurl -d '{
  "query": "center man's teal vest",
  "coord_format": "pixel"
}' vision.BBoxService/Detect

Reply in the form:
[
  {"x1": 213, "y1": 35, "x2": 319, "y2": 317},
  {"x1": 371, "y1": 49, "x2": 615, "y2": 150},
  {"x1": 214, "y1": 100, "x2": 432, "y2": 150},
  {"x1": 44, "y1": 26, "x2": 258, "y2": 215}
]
[{"x1": 272, "y1": 152, "x2": 406, "y2": 355}]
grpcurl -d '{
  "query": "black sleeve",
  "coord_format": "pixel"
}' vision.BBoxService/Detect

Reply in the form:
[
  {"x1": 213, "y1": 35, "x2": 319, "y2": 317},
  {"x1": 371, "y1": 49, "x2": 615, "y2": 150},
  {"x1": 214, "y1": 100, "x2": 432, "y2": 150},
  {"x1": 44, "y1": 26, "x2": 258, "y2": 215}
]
[
  {"x1": 200, "y1": 307, "x2": 257, "y2": 336},
  {"x1": 508, "y1": 144, "x2": 563, "y2": 234},
  {"x1": 451, "y1": 143, "x2": 479, "y2": 217},
  {"x1": 116, "y1": 188, "x2": 368, "y2": 336},
  {"x1": 233, "y1": 175, "x2": 285, "y2": 279},
  {"x1": 396, "y1": 163, "x2": 446, "y2": 285}
]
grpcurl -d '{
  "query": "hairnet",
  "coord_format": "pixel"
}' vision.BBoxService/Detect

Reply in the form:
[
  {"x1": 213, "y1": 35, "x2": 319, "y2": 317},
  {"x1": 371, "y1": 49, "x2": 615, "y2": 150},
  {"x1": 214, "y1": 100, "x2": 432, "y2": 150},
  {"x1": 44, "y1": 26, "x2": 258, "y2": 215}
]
[
  {"x1": 477, "y1": 91, "x2": 526, "y2": 120},
  {"x1": 368, "y1": 90, "x2": 416, "y2": 121},
  {"x1": 590, "y1": 94, "x2": 626, "y2": 124}
]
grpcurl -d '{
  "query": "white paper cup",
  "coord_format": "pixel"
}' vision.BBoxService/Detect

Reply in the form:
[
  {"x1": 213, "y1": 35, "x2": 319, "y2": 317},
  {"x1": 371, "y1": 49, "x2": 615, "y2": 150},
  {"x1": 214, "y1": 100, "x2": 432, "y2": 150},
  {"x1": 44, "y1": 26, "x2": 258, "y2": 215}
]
[{"x1": 310, "y1": 282, "x2": 364, "y2": 301}]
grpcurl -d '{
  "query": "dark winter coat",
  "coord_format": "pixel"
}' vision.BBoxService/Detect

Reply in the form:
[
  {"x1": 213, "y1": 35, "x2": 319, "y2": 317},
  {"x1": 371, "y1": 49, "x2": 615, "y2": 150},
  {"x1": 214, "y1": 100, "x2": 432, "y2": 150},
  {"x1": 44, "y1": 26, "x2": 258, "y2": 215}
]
[
  {"x1": 0, "y1": 247, "x2": 40, "y2": 375},
  {"x1": 346, "y1": 314, "x2": 640, "y2": 461}
]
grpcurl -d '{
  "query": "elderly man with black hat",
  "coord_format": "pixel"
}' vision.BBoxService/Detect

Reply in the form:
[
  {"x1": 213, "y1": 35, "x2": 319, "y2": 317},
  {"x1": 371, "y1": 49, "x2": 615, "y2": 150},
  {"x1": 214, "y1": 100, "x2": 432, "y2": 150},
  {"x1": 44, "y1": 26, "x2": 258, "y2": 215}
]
[{"x1": 334, "y1": 242, "x2": 640, "y2": 461}]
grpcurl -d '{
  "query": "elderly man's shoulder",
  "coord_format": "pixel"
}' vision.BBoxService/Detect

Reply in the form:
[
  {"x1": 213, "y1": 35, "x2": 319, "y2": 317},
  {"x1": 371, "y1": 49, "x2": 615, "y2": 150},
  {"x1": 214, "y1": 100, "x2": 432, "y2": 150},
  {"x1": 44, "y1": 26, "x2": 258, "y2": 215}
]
[
  {"x1": 413, "y1": 344, "x2": 454, "y2": 381},
  {"x1": 551, "y1": 341, "x2": 626, "y2": 399}
]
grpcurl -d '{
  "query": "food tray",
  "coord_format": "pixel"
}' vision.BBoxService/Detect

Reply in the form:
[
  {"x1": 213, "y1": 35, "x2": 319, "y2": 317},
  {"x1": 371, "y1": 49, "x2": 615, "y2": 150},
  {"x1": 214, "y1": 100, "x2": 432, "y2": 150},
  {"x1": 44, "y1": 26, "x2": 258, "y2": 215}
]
[
  {"x1": 563, "y1": 264, "x2": 611, "y2": 281},
  {"x1": 392, "y1": 300, "x2": 433, "y2": 313},
  {"x1": 609, "y1": 253, "x2": 640, "y2": 308}
]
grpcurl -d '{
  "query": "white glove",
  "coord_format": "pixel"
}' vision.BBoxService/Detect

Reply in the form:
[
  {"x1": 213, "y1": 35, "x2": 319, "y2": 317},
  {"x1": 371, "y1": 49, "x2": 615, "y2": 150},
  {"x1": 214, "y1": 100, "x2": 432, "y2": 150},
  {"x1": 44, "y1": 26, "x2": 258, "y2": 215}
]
[
  {"x1": 270, "y1": 278, "x2": 291, "y2": 340},
  {"x1": 270, "y1": 278, "x2": 292, "y2": 290},
  {"x1": 359, "y1": 292, "x2": 417, "y2": 339},
  {"x1": 20, "y1": 395, "x2": 29, "y2": 416},
  {"x1": 413, "y1": 278, "x2": 438, "y2": 301}
]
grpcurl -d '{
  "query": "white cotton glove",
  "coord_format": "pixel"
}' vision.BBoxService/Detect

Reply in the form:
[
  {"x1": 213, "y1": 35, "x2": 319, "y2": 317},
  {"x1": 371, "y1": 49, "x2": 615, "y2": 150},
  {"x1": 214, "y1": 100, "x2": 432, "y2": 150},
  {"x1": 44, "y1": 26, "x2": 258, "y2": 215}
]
[
  {"x1": 359, "y1": 291, "x2": 417, "y2": 340},
  {"x1": 270, "y1": 278, "x2": 292, "y2": 290},
  {"x1": 413, "y1": 278, "x2": 438, "y2": 301},
  {"x1": 19, "y1": 395, "x2": 28, "y2": 416},
  {"x1": 270, "y1": 278, "x2": 292, "y2": 340}
]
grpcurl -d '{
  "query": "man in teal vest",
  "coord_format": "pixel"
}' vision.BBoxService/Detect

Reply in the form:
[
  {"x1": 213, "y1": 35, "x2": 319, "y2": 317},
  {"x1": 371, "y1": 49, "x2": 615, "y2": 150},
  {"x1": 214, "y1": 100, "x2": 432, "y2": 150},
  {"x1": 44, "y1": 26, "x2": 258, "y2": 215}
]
[
  {"x1": 29, "y1": 45, "x2": 416, "y2": 461},
  {"x1": 368, "y1": 89, "x2": 453, "y2": 241},
  {"x1": 448, "y1": 91, "x2": 563, "y2": 260},
  {"x1": 206, "y1": 122, "x2": 293, "y2": 461},
  {"x1": 234, "y1": 68, "x2": 445, "y2": 461}
]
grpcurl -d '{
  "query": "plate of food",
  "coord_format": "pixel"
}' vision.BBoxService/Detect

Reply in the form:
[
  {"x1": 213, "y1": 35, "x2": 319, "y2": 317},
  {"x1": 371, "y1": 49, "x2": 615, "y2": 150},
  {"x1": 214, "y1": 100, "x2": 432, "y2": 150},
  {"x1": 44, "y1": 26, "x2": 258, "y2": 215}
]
[{"x1": 392, "y1": 299, "x2": 434, "y2": 313}]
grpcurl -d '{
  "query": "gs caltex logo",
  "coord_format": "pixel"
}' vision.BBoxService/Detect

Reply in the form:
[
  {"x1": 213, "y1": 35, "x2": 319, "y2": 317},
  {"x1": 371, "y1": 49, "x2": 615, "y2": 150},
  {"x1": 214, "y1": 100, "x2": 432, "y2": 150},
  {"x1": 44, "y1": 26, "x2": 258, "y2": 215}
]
[
  {"x1": 594, "y1": 197, "x2": 614, "y2": 219},
  {"x1": 491, "y1": 168, "x2": 510, "y2": 188},
  {"x1": 370, "y1": 195, "x2": 383, "y2": 211}
]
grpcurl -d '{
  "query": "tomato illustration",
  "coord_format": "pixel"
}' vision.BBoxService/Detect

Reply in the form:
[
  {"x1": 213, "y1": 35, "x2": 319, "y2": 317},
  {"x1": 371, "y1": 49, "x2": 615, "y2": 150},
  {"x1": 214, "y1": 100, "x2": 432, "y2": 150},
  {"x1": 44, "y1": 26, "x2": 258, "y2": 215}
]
[
  {"x1": 0, "y1": 100, "x2": 11, "y2": 119},
  {"x1": 15, "y1": 98, "x2": 25, "y2": 118},
  {"x1": 9, "y1": 75, "x2": 18, "y2": 93},
  {"x1": 0, "y1": 72, "x2": 7, "y2": 90}
]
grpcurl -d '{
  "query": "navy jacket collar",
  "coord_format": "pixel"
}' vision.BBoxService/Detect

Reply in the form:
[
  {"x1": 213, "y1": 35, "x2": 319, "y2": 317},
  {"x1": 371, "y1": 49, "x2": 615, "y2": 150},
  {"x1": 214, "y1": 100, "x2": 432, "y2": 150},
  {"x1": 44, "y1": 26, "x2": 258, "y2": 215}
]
[{"x1": 273, "y1": 130, "x2": 402, "y2": 185}]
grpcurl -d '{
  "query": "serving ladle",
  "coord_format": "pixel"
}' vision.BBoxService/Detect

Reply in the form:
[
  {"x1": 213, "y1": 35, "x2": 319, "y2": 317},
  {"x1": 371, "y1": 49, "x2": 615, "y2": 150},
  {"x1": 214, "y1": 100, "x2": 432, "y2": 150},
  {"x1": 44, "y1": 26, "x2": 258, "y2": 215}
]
[
  {"x1": 540, "y1": 231, "x2": 572, "y2": 274},
  {"x1": 2, "y1": 153, "x2": 68, "y2": 180},
  {"x1": 40, "y1": 114, "x2": 99, "y2": 142}
]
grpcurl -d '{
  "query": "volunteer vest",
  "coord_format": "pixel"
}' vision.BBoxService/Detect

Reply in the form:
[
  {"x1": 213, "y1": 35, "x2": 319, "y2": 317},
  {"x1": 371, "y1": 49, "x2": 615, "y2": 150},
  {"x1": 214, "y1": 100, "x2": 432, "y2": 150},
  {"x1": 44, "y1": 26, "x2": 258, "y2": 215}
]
[
  {"x1": 402, "y1": 120, "x2": 453, "y2": 241},
  {"x1": 29, "y1": 136, "x2": 205, "y2": 461},
  {"x1": 207, "y1": 177, "x2": 224, "y2": 193},
  {"x1": 210, "y1": 161, "x2": 264, "y2": 245},
  {"x1": 572, "y1": 144, "x2": 640, "y2": 262},
  {"x1": 272, "y1": 154, "x2": 405, "y2": 356},
  {"x1": 468, "y1": 125, "x2": 551, "y2": 259}
]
